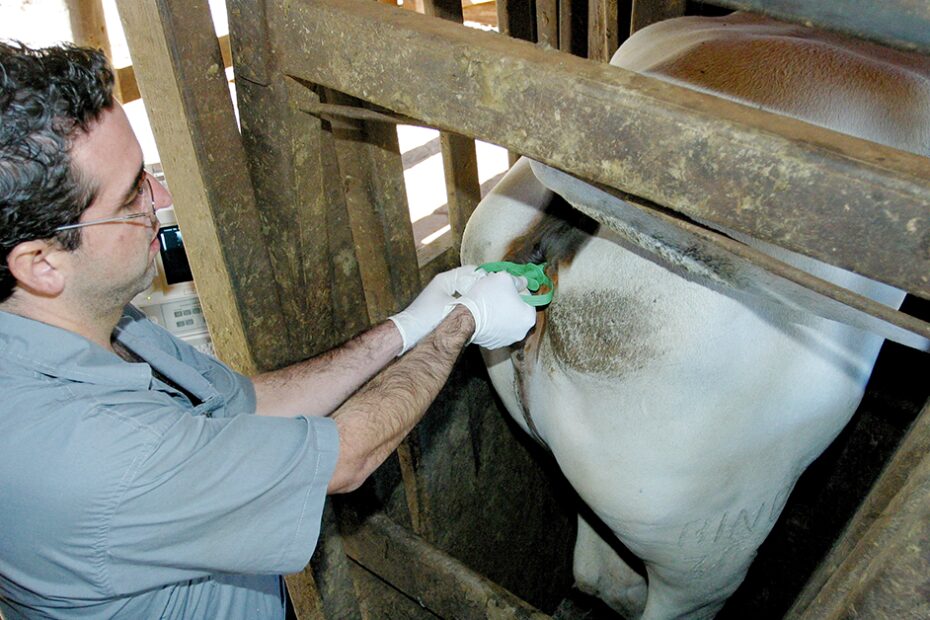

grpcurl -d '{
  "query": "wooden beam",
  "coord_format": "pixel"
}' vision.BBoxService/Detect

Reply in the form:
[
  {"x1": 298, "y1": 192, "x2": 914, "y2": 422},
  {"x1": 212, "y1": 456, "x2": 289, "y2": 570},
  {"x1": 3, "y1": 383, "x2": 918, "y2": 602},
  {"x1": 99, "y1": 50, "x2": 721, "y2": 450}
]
[
  {"x1": 342, "y1": 513, "x2": 552, "y2": 619},
  {"x1": 558, "y1": 0, "x2": 576, "y2": 54},
  {"x1": 67, "y1": 0, "x2": 123, "y2": 101},
  {"x1": 423, "y1": 0, "x2": 482, "y2": 259},
  {"x1": 117, "y1": 0, "x2": 294, "y2": 374},
  {"x1": 114, "y1": 34, "x2": 231, "y2": 105},
  {"x1": 67, "y1": 0, "x2": 109, "y2": 51},
  {"x1": 630, "y1": 0, "x2": 685, "y2": 33},
  {"x1": 786, "y1": 398, "x2": 930, "y2": 619},
  {"x1": 228, "y1": 0, "x2": 371, "y2": 363},
  {"x1": 441, "y1": 133, "x2": 481, "y2": 255},
  {"x1": 588, "y1": 0, "x2": 619, "y2": 61},
  {"x1": 325, "y1": 89, "x2": 421, "y2": 323},
  {"x1": 270, "y1": 0, "x2": 930, "y2": 300},
  {"x1": 286, "y1": 503, "x2": 363, "y2": 620},
  {"x1": 713, "y1": 0, "x2": 930, "y2": 55},
  {"x1": 536, "y1": 0, "x2": 559, "y2": 49}
]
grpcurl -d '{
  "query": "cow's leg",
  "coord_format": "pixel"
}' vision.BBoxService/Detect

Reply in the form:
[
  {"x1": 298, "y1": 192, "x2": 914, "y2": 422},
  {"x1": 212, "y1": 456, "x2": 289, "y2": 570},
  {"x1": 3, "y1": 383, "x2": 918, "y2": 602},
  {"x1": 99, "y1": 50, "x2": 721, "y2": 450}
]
[
  {"x1": 640, "y1": 558, "x2": 752, "y2": 620},
  {"x1": 573, "y1": 513, "x2": 647, "y2": 618}
]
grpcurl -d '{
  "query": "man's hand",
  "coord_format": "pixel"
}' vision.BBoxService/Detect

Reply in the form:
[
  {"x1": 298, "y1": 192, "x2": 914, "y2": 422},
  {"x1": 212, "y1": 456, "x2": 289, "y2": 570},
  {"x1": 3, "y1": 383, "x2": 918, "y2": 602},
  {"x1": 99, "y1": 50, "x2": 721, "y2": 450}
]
[
  {"x1": 388, "y1": 265, "x2": 485, "y2": 355},
  {"x1": 450, "y1": 272, "x2": 536, "y2": 349}
]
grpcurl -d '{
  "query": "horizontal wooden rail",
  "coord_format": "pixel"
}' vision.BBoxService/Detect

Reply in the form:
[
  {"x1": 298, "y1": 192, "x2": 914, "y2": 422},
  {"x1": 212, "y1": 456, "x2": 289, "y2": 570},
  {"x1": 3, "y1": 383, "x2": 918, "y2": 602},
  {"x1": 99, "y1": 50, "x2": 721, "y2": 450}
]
[
  {"x1": 269, "y1": 0, "x2": 930, "y2": 300},
  {"x1": 579, "y1": 175, "x2": 930, "y2": 349},
  {"x1": 713, "y1": 0, "x2": 930, "y2": 55},
  {"x1": 342, "y1": 513, "x2": 551, "y2": 619},
  {"x1": 300, "y1": 102, "x2": 436, "y2": 128}
]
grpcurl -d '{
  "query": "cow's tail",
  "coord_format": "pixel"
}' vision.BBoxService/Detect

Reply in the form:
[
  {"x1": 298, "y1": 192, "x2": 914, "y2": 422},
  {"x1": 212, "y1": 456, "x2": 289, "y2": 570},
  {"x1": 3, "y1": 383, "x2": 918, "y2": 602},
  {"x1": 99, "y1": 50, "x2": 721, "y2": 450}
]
[{"x1": 499, "y1": 192, "x2": 599, "y2": 447}]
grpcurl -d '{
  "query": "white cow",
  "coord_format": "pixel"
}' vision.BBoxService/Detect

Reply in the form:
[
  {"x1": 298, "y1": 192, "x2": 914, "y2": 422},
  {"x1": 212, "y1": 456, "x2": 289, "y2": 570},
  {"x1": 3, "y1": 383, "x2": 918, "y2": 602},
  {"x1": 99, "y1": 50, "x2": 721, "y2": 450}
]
[{"x1": 461, "y1": 12, "x2": 930, "y2": 619}]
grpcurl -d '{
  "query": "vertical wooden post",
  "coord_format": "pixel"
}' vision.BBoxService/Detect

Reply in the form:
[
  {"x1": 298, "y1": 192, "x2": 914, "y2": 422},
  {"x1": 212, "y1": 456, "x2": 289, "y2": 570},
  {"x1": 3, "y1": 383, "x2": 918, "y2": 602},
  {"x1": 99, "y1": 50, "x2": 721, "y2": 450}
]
[
  {"x1": 787, "y1": 398, "x2": 930, "y2": 619},
  {"x1": 117, "y1": 0, "x2": 302, "y2": 374},
  {"x1": 325, "y1": 89, "x2": 421, "y2": 323},
  {"x1": 536, "y1": 0, "x2": 560, "y2": 48},
  {"x1": 440, "y1": 134, "x2": 481, "y2": 255},
  {"x1": 226, "y1": 2, "x2": 372, "y2": 615},
  {"x1": 67, "y1": 0, "x2": 123, "y2": 101},
  {"x1": 497, "y1": 0, "x2": 537, "y2": 166},
  {"x1": 588, "y1": 0, "x2": 619, "y2": 62},
  {"x1": 630, "y1": 0, "x2": 685, "y2": 33},
  {"x1": 423, "y1": 0, "x2": 483, "y2": 257},
  {"x1": 403, "y1": 0, "x2": 426, "y2": 13},
  {"x1": 228, "y1": 0, "x2": 371, "y2": 363},
  {"x1": 67, "y1": 0, "x2": 109, "y2": 50},
  {"x1": 558, "y1": 0, "x2": 575, "y2": 54}
]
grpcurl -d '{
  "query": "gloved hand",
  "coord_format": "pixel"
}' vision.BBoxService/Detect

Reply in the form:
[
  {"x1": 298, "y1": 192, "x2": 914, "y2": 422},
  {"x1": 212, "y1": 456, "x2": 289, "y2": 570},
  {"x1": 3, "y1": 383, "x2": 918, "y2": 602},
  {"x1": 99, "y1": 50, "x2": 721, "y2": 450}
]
[
  {"x1": 449, "y1": 272, "x2": 536, "y2": 349},
  {"x1": 389, "y1": 265, "x2": 486, "y2": 355}
]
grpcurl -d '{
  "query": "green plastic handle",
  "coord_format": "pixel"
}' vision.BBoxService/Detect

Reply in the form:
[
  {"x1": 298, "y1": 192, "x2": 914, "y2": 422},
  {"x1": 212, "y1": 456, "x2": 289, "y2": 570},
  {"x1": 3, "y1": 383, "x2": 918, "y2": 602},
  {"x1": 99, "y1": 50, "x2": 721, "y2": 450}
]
[{"x1": 477, "y1": 261, "x2": 554, "y2": 307}]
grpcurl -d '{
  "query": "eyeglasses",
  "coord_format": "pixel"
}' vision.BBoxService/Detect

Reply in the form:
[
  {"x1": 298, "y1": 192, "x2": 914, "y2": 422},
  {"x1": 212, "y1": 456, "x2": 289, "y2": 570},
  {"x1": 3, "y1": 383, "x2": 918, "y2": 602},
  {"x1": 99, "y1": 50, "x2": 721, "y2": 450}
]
[{"x1": 54, "y1": 177, "x2": 158, "y2": 232}]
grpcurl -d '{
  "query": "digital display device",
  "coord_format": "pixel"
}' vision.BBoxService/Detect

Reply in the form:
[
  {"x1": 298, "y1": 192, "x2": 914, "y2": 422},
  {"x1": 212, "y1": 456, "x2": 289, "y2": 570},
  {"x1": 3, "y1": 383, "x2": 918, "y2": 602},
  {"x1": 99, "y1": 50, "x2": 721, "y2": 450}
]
[{"x1": 157, "y1": 225, "x2": 193, "y2": 285}]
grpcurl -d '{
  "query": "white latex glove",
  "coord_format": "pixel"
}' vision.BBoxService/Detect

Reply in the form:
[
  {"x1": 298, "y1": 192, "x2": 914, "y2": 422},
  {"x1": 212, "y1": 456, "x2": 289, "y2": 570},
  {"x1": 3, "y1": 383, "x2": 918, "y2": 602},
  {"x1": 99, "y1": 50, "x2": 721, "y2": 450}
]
[
  {"x1": 449, "y1": 272, "x2": 536, "y2": 349},
  {"x1": 388, "y1": 265, "x2": 486, "y2": 354}
]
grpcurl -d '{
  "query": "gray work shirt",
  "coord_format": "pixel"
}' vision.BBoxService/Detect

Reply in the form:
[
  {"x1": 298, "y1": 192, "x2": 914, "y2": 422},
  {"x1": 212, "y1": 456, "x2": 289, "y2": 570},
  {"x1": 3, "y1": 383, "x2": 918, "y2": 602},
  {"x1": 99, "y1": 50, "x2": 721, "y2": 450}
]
[{"x1": 0, "y1": 307, "x2": 339, "y2": 619}]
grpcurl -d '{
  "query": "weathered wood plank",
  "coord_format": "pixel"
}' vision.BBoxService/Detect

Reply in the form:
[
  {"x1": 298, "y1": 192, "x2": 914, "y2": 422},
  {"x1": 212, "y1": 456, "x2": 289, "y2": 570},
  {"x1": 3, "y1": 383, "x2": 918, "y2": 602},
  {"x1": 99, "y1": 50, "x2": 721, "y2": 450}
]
[
  {"x1": 67, "y1": 0, "x2": 118, "y2": 102},
  {"x1": 713, "y1": 0, "x2": 930, "y2": 55},
  {"x1": 630, "y1": 0, "x2": 685, "y2": 33},
  {"x1": 325, "y1": 90, "x2": 421, "y2": 323},
  {"x1": 114, "y1": 34, "x2": 231, "y2": 105},
  {"x1": 417, "y1": 236, "x2": 458, "y2": 279},
  {"x1": 270, "y1": 0, "x2": 930, "y2": 299},
  {"x1": 536, "y1": 0, "x2": 559, "y2": 49},
  {"x1": 69, "y1": 0, "x2": 125, "y2": 103},
  {"x1": 117, "y1": 0, "x2": 290, "y2": 374},
  {"x1": 588, "y1": 0, "x2": 619, "y2": 61},
  {"x1": 342, "y1": 513, "x2": 552, "y2": 619},
  {"x1": 229, "y1": 1, "x2": 370, "y2": 363},
  {"x1": 440, "y1": 133, "x2": 481, "y2": 255},
  {"x1": 285, "y1": 503, "x2": 363, "y2": 620},
  {"x1": 558, "y1": 0, "x2": 574, "y2": 53},
  {"x1": 287, "y1": 81, "x2": 374, "y2": 342},
  {"x1": 423, "y1": 0, "x2": 482, "y2": 259},
  {"x1": 787, "y1": 397, "x2": 930, "y2": 619}
]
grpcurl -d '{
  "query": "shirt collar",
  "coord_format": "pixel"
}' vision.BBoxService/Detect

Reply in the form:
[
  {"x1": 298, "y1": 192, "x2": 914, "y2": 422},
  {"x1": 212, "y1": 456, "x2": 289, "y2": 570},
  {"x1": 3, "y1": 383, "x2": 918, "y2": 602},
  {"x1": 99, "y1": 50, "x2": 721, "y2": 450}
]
[{"x1": 0, "y1": 309, "x2": 152, "y2": 389}]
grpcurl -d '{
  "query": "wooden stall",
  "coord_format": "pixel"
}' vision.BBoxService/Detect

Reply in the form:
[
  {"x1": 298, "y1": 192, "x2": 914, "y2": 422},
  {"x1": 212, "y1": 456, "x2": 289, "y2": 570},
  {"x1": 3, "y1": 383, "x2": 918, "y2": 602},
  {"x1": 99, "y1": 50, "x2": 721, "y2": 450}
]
[{"x1": 116, "y1": 0, "x2": 930, "y2": 617}]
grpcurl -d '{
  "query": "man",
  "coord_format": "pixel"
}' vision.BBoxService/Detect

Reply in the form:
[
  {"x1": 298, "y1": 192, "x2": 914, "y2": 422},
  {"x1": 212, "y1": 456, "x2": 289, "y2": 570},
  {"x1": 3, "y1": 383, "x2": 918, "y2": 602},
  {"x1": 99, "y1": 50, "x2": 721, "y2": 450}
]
[{"x1": 0, "y1": 42, "x2": 536, "y2": 619}]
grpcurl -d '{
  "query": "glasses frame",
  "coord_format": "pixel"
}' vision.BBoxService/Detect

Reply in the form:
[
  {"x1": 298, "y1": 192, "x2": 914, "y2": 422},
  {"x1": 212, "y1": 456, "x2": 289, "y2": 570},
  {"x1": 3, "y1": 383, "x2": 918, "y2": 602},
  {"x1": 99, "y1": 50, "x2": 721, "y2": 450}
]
[{"x1": 54, "y1": 177, "x2": 157, "y2": 232}]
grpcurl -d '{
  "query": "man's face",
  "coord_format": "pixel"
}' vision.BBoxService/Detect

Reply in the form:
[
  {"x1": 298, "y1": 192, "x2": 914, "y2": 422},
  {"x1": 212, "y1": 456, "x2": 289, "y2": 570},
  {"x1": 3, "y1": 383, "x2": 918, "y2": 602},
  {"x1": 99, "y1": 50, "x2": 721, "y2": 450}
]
[{"x1": 65, "y1": 104, "x2": 171, "y2": 309}]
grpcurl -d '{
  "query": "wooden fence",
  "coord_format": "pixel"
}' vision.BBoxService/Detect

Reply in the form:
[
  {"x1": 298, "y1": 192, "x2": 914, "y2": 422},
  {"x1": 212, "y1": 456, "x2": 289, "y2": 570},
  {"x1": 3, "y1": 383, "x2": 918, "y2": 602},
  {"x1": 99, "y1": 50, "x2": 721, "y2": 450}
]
[{"x1": 117, "y1": 0, "x2": 930, "y2": 617}]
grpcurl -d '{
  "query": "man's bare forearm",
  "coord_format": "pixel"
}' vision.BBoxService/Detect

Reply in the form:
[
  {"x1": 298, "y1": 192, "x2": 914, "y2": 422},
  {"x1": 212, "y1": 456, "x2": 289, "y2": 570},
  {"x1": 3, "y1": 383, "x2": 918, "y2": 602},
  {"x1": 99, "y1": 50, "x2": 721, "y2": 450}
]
[
  {"x1": 252, "y1": 320, "x2": 403, "y2": 418},
  {"x1": 327, "y1": 306, "x2": 475, "y2": 493}
]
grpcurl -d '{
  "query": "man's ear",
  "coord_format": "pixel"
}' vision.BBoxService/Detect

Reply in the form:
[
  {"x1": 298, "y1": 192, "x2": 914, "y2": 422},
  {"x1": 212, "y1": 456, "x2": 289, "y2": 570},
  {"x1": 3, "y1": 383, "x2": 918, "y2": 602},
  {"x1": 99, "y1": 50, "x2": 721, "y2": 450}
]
[{"x1": 5, "y1": 240, "x2": 69, "y2": 297}]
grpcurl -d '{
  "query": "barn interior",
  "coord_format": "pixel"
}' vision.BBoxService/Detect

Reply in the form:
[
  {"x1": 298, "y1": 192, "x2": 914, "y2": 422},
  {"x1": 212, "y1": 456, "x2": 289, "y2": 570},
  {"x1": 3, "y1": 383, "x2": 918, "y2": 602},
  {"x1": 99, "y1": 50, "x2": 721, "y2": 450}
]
[{"x1": 4, "y1": 0, "x2": 930, "y2": 618}]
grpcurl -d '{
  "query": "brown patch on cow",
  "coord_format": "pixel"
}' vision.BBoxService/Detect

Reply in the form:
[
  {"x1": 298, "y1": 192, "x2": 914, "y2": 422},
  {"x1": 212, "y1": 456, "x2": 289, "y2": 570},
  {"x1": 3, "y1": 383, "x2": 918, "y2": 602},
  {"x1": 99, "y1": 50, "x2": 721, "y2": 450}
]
[
  {"x1": 504, "y1": 192, "x2": 599, "y2": 271},
  {"x1": 546, "y1": 290, "x2": 659, "y2": 377},
  {"x1": 503, "y1": 192, "x2": 599, "y2": 361},
  {"x1": 499, "y1": 194, "x2": 602, "y2": 438}
]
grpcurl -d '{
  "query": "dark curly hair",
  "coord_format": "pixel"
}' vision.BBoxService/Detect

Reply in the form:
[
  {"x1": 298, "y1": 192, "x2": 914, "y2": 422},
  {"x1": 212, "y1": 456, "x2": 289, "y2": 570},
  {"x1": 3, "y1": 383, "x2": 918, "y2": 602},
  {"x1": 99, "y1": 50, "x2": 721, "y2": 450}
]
[{"x1": 0, "y1": 42, "x2": 114, "y2": 302}]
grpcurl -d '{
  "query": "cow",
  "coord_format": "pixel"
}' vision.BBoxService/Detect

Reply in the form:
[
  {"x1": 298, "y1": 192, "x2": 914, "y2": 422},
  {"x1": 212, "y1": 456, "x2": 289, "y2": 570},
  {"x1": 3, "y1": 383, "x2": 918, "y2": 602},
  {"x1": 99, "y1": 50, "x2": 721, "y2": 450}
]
[{"x1": 460, "y1": 12, "x2": 930, "y2": 619}]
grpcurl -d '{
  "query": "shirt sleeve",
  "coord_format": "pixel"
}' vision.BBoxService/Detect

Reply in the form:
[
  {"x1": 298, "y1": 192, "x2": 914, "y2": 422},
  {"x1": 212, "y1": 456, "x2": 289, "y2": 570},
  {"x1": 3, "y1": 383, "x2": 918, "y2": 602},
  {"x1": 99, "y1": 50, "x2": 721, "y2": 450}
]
[
  {"x1": 104, "y1": 408, "x2": 339, "y2": 595},
  {"x1": 119, "y1": 305, "x2": 256, "y2": 418},
  {"x1": 171, "y1": 338, "x2": 256, "y2": 419}
]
